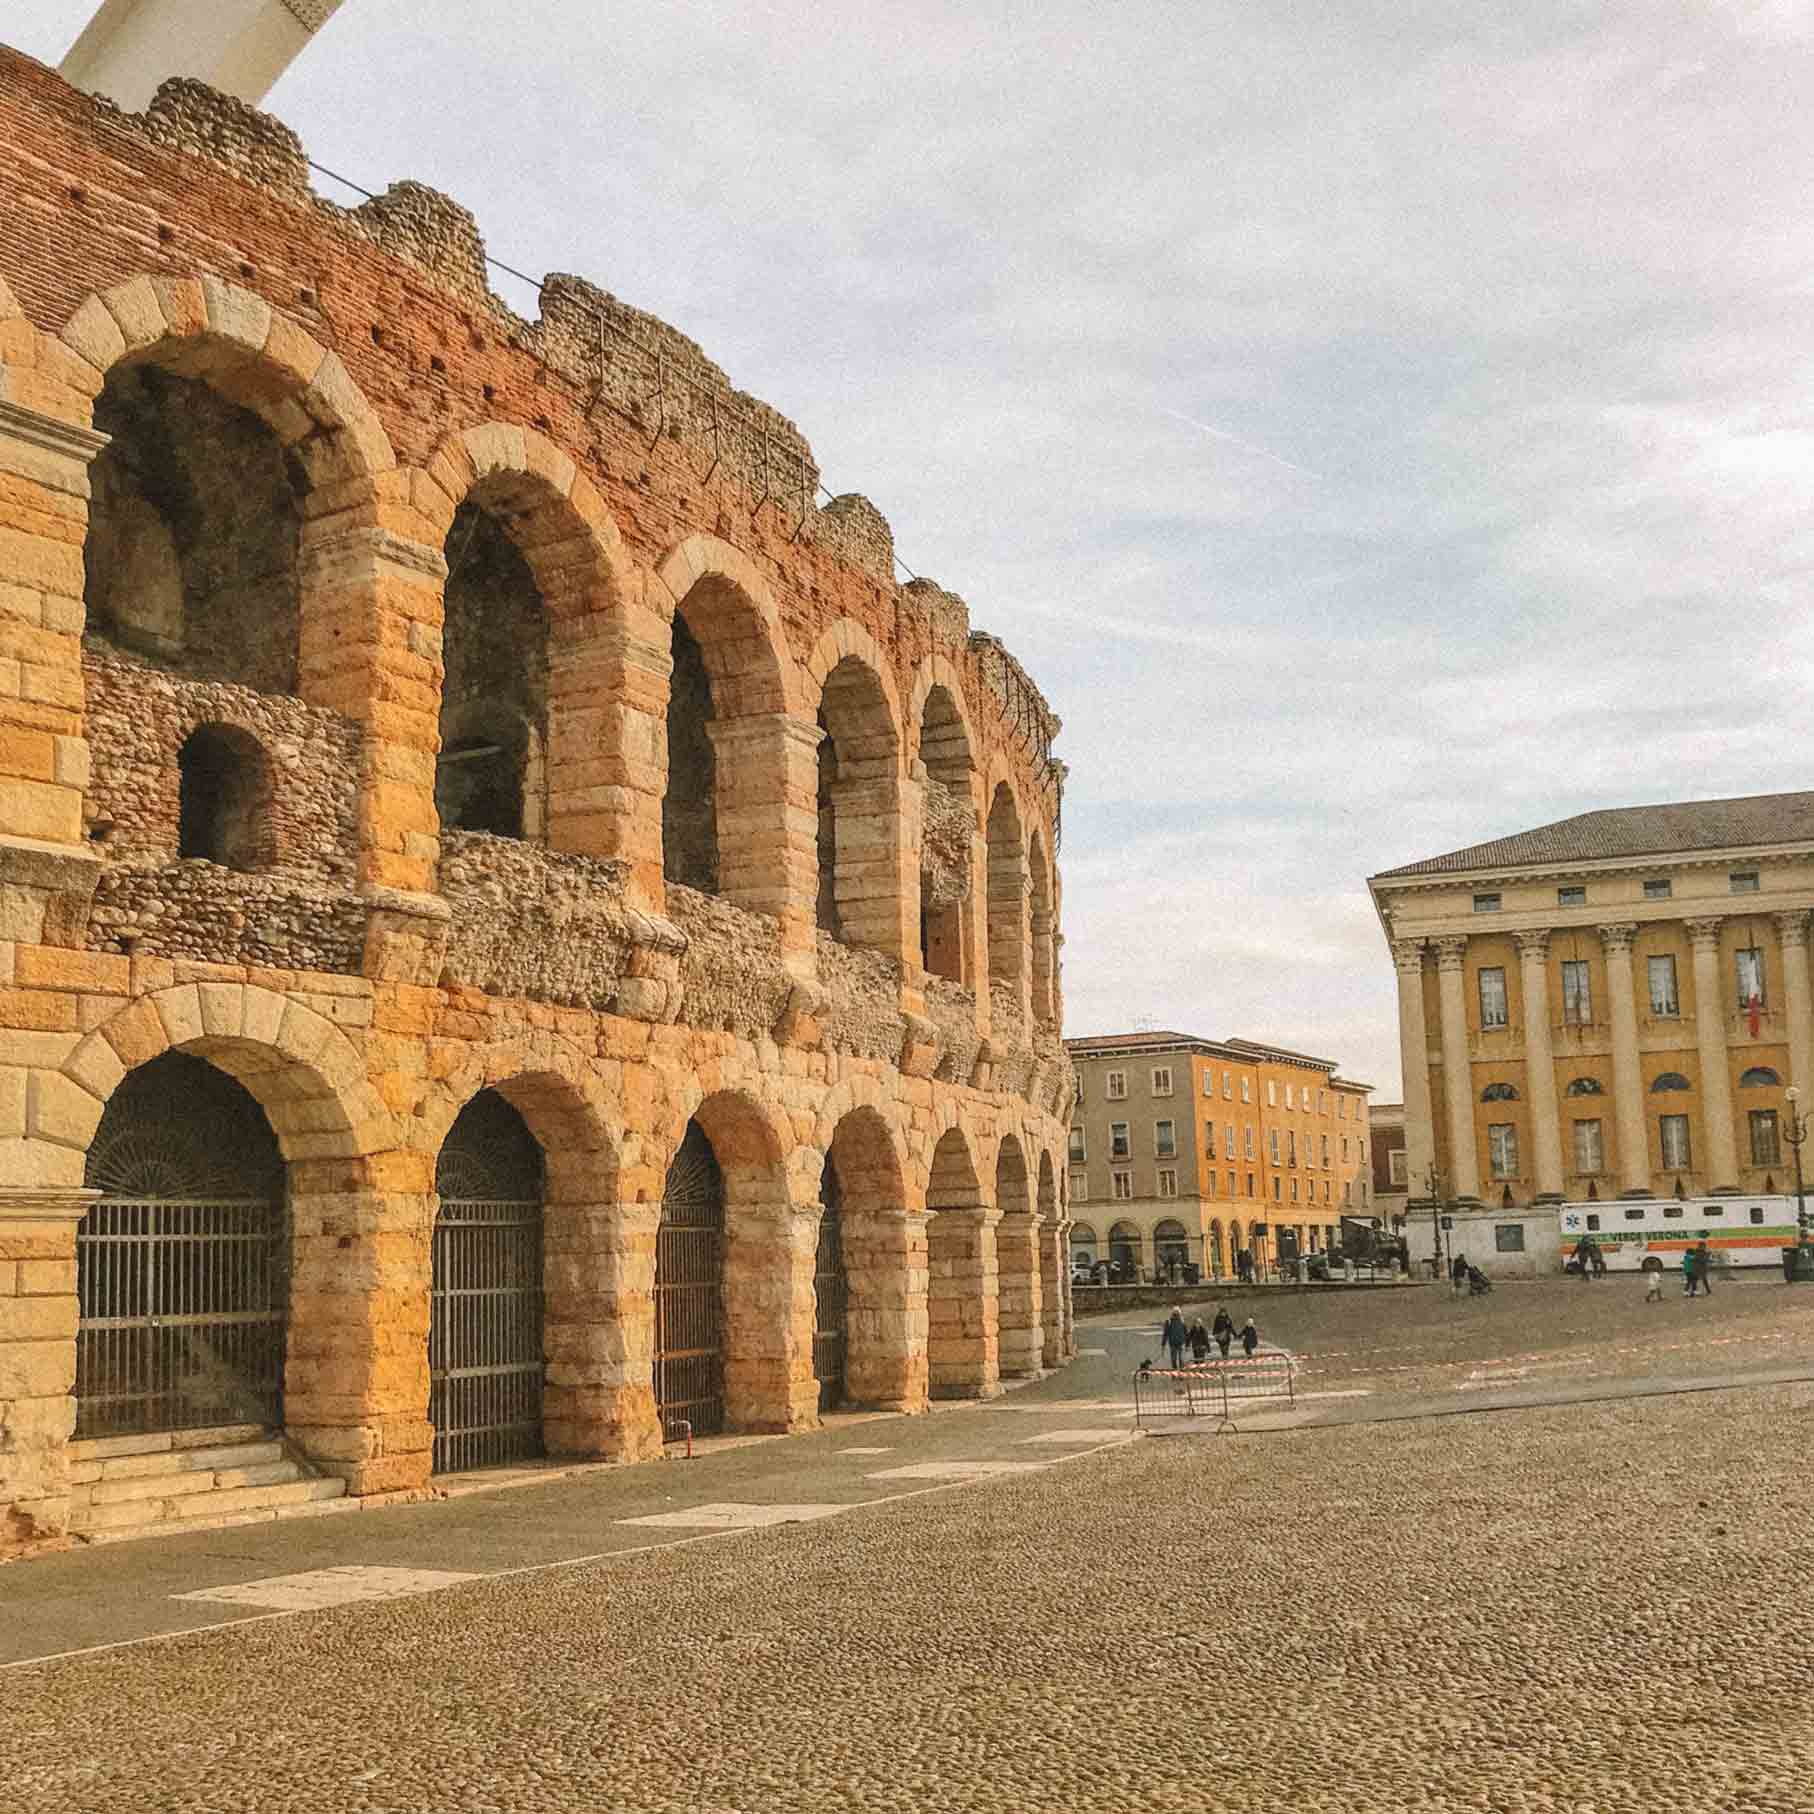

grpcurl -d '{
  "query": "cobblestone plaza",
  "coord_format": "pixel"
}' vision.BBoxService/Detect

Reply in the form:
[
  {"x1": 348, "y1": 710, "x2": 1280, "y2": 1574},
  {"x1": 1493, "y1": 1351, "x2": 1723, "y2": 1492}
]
[{"x1": 5, "y1": 1278, "x2": 1812, "y2": 1812}]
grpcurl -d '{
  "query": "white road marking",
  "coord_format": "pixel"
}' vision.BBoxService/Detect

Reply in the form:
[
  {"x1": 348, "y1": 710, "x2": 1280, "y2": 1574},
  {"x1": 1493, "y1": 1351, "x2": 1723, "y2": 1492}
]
[
  {"x1": 865, "y1": 1461, "x2": 1048, "y2": 1481},
  {"x1": 617, "y1": 1502, "x2": 850, "y2": 1530},
  {"x1": 1076, "y1": 1347, "x2": 1110, "y2": 1356},
  {"x1": 837, "y1": 1445, "x2": 894, "y2": 1455},
  {"x1": 173, "y1": 1566, "x2": 479, "y2": 1611},
  {"x1": 1018, "y1": 1429, "x2": 1129, "y2": 1444}
]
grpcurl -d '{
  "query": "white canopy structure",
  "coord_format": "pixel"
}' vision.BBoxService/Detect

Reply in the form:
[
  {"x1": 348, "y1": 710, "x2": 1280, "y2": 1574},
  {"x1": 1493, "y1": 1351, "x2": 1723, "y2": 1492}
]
[{"x1": 60, "y1": 0, "x2": 348, "y2": 111}]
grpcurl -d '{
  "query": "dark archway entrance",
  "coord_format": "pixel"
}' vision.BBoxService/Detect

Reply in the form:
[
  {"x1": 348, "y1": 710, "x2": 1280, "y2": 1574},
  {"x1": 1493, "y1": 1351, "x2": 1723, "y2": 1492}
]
[
  {"x1": 77, "y1": 1052, "x2": 287, "y2": 1441},
  {"x1": 431, "y1": 1089, "x2": 546, "y2": 1474},
  {"x1": 656, "y1": 1121, "x2": 726, "y2": 1437},
  {"x1": 813, "y1": 1156, "x2": 849, "y2": 1412}
]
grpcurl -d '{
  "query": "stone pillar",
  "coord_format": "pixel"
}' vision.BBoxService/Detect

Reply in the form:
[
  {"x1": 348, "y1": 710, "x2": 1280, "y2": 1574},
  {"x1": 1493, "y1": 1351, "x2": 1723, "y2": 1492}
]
[
  {"x1": 1432, "y1": 937, "x2": 1481, "y2": 1203},
  {"x1": 282, "y1": 1153, "x2": 435, "y2": 1495},
  {"x1": 1040, "y1": 1218, "x2": 1065, "y2": 1368},
  {"x1": 995, "y1": 1211, "x2": 1044, "y2": 1379},
  {"x1": 1392, "y1": 940, "x2": 1437, "y2": 1201},
  {"x1": 0, "y1": 1187, "x2": 96, "y2": 1557},
  {"x1": 1689, "y1": 917, "x2": 1740, "y2": 1192},
  {"x1": 830, "y1": 771, "x2": 911, "y2": 962},
  {"x1": 723, "y1": 1194, "x2": 821, "y2": 1433},
  {"x1": 707, "y1": 714, "x2": 822, "y2": 961},
  {"x1": 543, "y1": 1199, "x2": 664, "y2": 1463},
  {"x1": 925, "y1": 1206, "x2": 1000, "y2": 1398},
  {"x1": 1776, "y1": 912, "x2": 1813, "y2": 1103},
  {"x1": 1515, "y1": 929, "x2": 1565, "y2": 1202},
  {"x1": 842, "y1": 1205, "x2": 927, "y2": 1413},
  {"x1": 1599, "y1": 923, "x2": 1651, "y2": 1197}
]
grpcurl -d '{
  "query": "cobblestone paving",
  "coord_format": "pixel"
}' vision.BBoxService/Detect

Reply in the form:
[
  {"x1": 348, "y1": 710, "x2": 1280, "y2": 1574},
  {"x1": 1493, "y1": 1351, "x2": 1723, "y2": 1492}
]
[{"x1": 6, "y1": 1281, "x2": 1813, "y2": 1812}]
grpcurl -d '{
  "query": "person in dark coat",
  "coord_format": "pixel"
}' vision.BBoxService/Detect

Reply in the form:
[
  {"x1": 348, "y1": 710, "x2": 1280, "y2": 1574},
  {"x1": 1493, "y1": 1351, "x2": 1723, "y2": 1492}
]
[
  {"x1": 1187, "y1": 1316, "x2": 1212, "y2": 1363},
  {"x1": 1451, "y1": 1251, "x2": 1470, "y2": 1297},
  {"x1": 1160, "y1": 1307, "x2": 1188, "y2": 1369},
  {"x1": 1211, "y1": 1306, "x2": 1236, "y2": 1358},
  {"x1": 1692, "y1": 1239, "x2": 1714, "y2": 1297},
  {"x1": 1240, "y1": 1316, "x2": 1259, "y2": 1357}
]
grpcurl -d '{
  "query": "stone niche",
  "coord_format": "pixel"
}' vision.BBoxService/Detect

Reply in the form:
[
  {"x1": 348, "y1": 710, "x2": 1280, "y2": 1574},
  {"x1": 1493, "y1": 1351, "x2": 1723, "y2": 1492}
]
[
  {"x1": 666, "y1": 884, "x2": 790, "y2": 1040},
  {"x1": 438, "y1": 833, "x2": 637, "y2": 1011},
  {"x1": 813, "y1": 933, "x2": 906, "y2": 1062},
  {"x1": 920, "y1": 775, "x2": 972, "y2": 911}
]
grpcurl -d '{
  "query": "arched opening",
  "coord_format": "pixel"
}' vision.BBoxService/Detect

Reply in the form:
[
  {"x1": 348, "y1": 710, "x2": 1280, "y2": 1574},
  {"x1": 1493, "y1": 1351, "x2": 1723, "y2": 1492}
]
[
  {"x1": 813, "y1": 1154, "x2": 850, "y2": 1411},
  {"x1": 1480, "y1": 1082, "x2": 1520, "y2": 1102},
  {"x1": 663, "y1": 613, "x2": 718, "y2": 893},
  {"x1": 86, "y1": 364, "x2": 304, "y2": 694},
  {"x1": 655, "y1": 1120, "x2": 726, "y2": 1436},
  {"x1": 437, "y1": 500, "x2": 550, "y2": 842},
  {"x1": 1029, "y1": 828, "x2": 1055, "y2": 1027},
  {"x1": 986, "y1": 784, "x2": 1028, "y2": 1026},
  {"x1": 925, "y1": 1127, "x2": 994, "y2": 1398},
  {"x1": 177, "y1": 723, "x2": 273, "y2": 871},
  {"x1": 1154, "y1": 1218, "x2": 1192, "y2": 1282},
  {"x1": 1741, "y1": 1067, "x2": 1781, "y2": 1089},
  {"x1": 1650, "y1": 1073, "x2": 1692, "y2": 1093},
  {"x1": 1230, "y1": 1219, "x2": 1246, "y2": 1270},
  {"x1": 825, "y1": 1106, "x2": 915, "y2": 1410},
  {"x1": 77, "y1": 1052, "x2": 286, "y2": 1439},
  {"x1": 815, "y1": 656, "x2": 903, "y2": 952},
  {"x1": 918, "y1": 685, "x2": 975, "y2": 984},
  {"x1": 1070, "y1": 1221, "x2": 1100, "y2": 1271},
  {"x1": 431, "y1": 1088, "x2": 546, "y2": 1474},
  {"x1": 1108, "y1": 1219, "x2": 1142, "y2": 1281},
  {"x1": 1209, "y1": 1219, "x2": 1227, "y2": 1278}
]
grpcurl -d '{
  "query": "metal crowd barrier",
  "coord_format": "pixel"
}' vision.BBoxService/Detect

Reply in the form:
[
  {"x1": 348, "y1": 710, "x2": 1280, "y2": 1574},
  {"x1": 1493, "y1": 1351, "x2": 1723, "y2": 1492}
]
[{"x1": 1132, "y1": 1352, "x2": 1298, "y2": 1435}]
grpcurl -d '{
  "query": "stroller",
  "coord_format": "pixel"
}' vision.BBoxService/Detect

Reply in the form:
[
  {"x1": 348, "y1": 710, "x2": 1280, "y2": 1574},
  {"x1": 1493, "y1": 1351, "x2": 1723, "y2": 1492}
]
[{"x1": 1465, "y1": 1262, "x2": 1492, "y2": 1297}]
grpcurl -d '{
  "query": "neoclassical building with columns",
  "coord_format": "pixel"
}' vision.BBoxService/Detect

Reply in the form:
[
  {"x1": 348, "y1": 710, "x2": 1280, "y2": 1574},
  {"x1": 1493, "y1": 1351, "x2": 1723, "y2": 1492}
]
[
  {"x1": 1370, "y1": 792, "x2": 1814, "y2": 1270},
  {"x1": 0, "y1": 50, "x2": 1072, "y2": 1554}
]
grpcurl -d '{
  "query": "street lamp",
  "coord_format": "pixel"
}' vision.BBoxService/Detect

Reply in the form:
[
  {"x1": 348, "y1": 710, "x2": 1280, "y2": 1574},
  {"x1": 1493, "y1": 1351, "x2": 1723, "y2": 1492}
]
[
  {"x1": 1421, "y1": 1162, "x2": 1450, "y2": 1280},
  {"x1": 1784, "y1": 1087, "x2": 1810, "y2": 1248}
]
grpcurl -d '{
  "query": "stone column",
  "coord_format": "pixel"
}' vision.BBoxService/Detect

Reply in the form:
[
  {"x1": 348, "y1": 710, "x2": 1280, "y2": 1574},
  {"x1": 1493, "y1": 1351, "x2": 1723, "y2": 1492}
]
[
  {"x1": 1432, "y1": 937, "x2": 1481, "y2": 1202},
  {"x1": 925, "y1": 1207, "x2": 1000, "y2": 1398},
  {"x1": 0, "y1": 1187, "x2": 97, "y2": 1557},
  {"x1": 1392, "y1": 940, "x2": 1437, "y2": 1201},
  {"x1": 1515, "y1": 930, "x2": 1565, "y2": 1202},
  {"x1": 1688, "y1": 917, "x2": 1740, "y2": 1192},
  {"x1": 1040, "y1": 1218, "x2": 1065, "y2": 1368},
  {"x1": 1776, "y1": 912, "x2": 1813, "y2": 1102},
  {"x1": 723, "y1": 1194, "x2": 822, "y2": 1434},
  {"x1": 830, "y1": 770, "x2": 911, "y2": 962},
  {"x1": 1599, "y1": 923, "x2": 1651, "y2": 1197},
  {"x1": 707, "y1": 714, "x2": 823, "y2": 961},
  {"x1": 994, "y1": 1211, "x2": 1044, "y2": 1379},
  {"x1": 842, "y1": 1204, "x2": 927, "y2": 1414}
]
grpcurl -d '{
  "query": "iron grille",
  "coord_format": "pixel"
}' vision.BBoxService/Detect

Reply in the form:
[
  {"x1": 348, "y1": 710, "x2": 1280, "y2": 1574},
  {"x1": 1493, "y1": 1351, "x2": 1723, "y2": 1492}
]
[
  {"x1": 656, "y1": 1123, "x2": 725, "y2": 1437},
  {"x1": 813, "y1": 1161, "x2": 848, "y2": 1412}
]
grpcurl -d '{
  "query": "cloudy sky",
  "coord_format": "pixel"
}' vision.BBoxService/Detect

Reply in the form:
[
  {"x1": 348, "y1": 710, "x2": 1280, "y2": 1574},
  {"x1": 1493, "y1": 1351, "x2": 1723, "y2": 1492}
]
[{"x1": 11, "y1": 1, "x2": 1814, "y2": 1095}]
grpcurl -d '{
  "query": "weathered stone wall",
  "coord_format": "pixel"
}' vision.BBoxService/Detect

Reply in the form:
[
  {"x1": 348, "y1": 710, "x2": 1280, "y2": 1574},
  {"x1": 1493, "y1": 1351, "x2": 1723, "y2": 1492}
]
[
  {"x1": 668, "y1": 883, "x2": 790, "y2": 1038},
  {"x1": 815, "y1": 933, "x2": 906, "y2": 1062},
  {"x1": 926, "y1": 978, "x2": 982, "y2": 1088},
  {"x1": 920, "y1": 777, "x2": 972, "y2": 909}
]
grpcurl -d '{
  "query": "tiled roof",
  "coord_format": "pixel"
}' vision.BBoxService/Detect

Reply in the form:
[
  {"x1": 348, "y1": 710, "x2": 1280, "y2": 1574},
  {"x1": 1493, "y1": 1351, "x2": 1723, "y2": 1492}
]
[
  {"x1": 1064, "y1": 1030, "x2": 1210, "y2": 1053},
  {"x1": 1223, "y1": 1036, "x2": 1338, "y2": 1071},
  {"x1": 1373, "y1": 790, "x2": 1814, "y2": 880}
]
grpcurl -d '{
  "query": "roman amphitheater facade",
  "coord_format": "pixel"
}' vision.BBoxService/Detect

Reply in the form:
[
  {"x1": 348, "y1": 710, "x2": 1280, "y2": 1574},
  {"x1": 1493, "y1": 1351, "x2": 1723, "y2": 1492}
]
[{"x1": 0, "y1": 51, "x2": 1072, "y2": 1555}]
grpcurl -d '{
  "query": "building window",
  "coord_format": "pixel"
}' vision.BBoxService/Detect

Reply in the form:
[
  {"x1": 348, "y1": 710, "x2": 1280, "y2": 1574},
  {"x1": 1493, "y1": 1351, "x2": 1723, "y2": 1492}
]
[
  {"x1": 1286, "y1": 1131, "x2": 1298, "y2": 1167},
  {"x1": 1647, "y1": 954, "x2": 1679, "y2": 1018},
  {"x1": 1566, "y1": 1076, "x2": 1604, "y2": 1097},
  {"x1": 1562, "y1": 960, "x2": 1592, "y2": 1026},
  {"x1": 1285, "y1": 1084, "x2": 1296, "y2": 1109},
  {"x1": 1572, "y1": 1119, "x2": 1604, "y2": 1174},
  {"x1": 1204, "y1": 1170, "x2": 1216, "y2": 1197},
  {"x1": 1069, "y1": 1170, "x2": 1088, "y2": 1202},
  {"x1": 1495, "y1": 1224, "x2": 1526, "y2": 1253},
  {"x1": 1105, "y1": 1070, "x2": 1127, "y2": 1100},
  {"x1": 1321, "y1": 1134, "x2": 1331, "y2": 1168},
  {"x1": 1341, "y1": 1136, "x2": 1350, "y2": 1161},
  {"x1": 1223, "y1": 1070, "x2": 1233, "y2": 1098},
  {"x1": 1389, "y1": 1149, "x2": 1407, "y2": 1187},
  {"x1": 1290, "y1": 1178, "x2": 1299, "y2": 1203},
  {"x1": 1240, "y1": 1078, "x2": 1251, "y2": 1103},
  {"x1": 1273, "y1": 1177, "x2": 1282, "y2": 1201},
  {"x1": 1111, "y1": 1170, "x2": 1134, "y2": 1201},
  {"x1": 1228, "y1": 1169, "x2": 1237, "y2": 1195},
  {"x1": 1225, "y1": 1122, "x2": 1235, "y2": 1158},
  {"x1": 1558, "y1": 885, "x2": 1586, "y2": 907},
  {"x1": 1269, "y1": 1130, "x2": 1280, "y2": 1163},
  {"x1": 1246, "y1": 1172, "x2": 1256, "y2": 1197},
  {"x1": 1203, "y1": 1123, "x2": 1217, "y2": 1159},
  {"x1": 1740, "y1": 1066, "x2": 1781, "y2": 1088},
  {"x1": 1151, "y1": 1066, "x2": 1173, "y2": 1097},
  {"x1": 1731, "y1": 870, "x2": 1761, "y2": 894},
  {"x1": 1473, "y1": 892, "x2": 1501, "y2": 913},
  {"x1": 1737, "y1": 947, "x2": 1766, "y2": 1011},
  {"x1": 1156, "y1": 1168, "x2": 1178, "y2": 1199},
  {"x1": 1243, "y1": 1127, "x2": 1255, "y2": 1159},
  {"x1": 1067, "y1": 1125, "x2": 1086, "y2": 1162},
  {"x1": 1643, "y1": 878, "x2": 1672, "y2": 900},
  {"x1": 1660, "y1": 1115, "x2": 1692, "y2": 1170},
  {"x1": 1481, "y1": 1081, "x2": 1519, "y2": 1103},
  {"x1": 1750, "y1": 1109, "x2": 1781, "y2": 1167},
  {"x1": 1488, "y1": 1123, "x2": 1519, "y2": 1180},
  {"x1": 1154, "y1": 1119, "x2": 1176, "y2": 1159},
  {"x1": 1649, "y1": 1072, "x2": 1690, "y2": 1094},
  {"x1": 1109, "y1": 1122, "x2": 1130, "y2": 1160},
  {"x1": 1324, "y1": 1180, "x2": 1332, "y2": 1202},
  {"x1": 1267, "y1": 1080, "x2": 1277, "y2": 1107}
]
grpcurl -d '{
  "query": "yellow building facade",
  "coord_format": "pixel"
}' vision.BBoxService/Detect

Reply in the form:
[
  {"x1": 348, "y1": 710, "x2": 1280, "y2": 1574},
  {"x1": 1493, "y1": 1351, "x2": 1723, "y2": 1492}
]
[{"x1": 1370, "y1": 795, "x2": 1814, "y2": 1255}]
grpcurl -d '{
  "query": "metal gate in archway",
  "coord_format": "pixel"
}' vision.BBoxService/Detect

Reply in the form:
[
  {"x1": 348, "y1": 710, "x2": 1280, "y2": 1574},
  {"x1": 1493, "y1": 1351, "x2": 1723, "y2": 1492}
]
[
  {"x1": 76, "y1": 1052, "x2": 287, "y2": 1441},
  {"x1": 656, "y1": 1121, "x2": 725, "y2": 1437},
  {"x1": 430, "y1": 1090, "x2": 545, "y2": 1474},
  {"x1": 814, "y1": 1158, "x2": 849, "y2": 1412}
]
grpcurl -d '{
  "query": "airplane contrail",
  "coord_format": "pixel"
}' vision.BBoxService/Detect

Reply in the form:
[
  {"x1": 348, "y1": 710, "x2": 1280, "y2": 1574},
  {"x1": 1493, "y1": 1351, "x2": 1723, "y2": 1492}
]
[{"x1": 1158, "y1": 406, "x2": 1323, "y2": 480}]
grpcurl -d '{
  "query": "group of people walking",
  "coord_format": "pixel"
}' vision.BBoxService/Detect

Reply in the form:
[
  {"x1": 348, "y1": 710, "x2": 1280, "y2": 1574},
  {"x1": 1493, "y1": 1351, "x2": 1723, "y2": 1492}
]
[
  {"x1": 1575, "y1": 1233, "x2": 1718, "y2": 1300},
  {"x1": 1160, "y1": 1306, "x2": 1258, "y2": 1368}
]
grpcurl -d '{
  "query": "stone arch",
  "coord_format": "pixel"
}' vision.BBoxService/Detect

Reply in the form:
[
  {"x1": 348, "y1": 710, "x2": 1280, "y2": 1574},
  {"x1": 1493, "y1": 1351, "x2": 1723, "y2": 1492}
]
[
  {"x1": 986, "y1": 779, "x2": 1029, "y2": 1018},
  {"x1": 422, "y1": 425, "x2": 636, "y2": 866},
  {"x1": 59, "y1": 984, "x2": 397, "y2": 1483},
  {"x1": 823, "y1": 1102, "x2": 923, "y2": 1412},
  {"x1": 804, "y1": 624, "x2": 909, "y2": 957},
  {"x1": 924, "y1": 1124, "x2": 998, "y2": 1398},
  {"x1": 654, "y1": 536, "x2": 802, "y2": 916},
  {"x1": 177, "y1": 721, "x2": 276, "y2": 871},
  {"x1": 911, "y1": 656, "x2": 981, "y2": 987}
]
